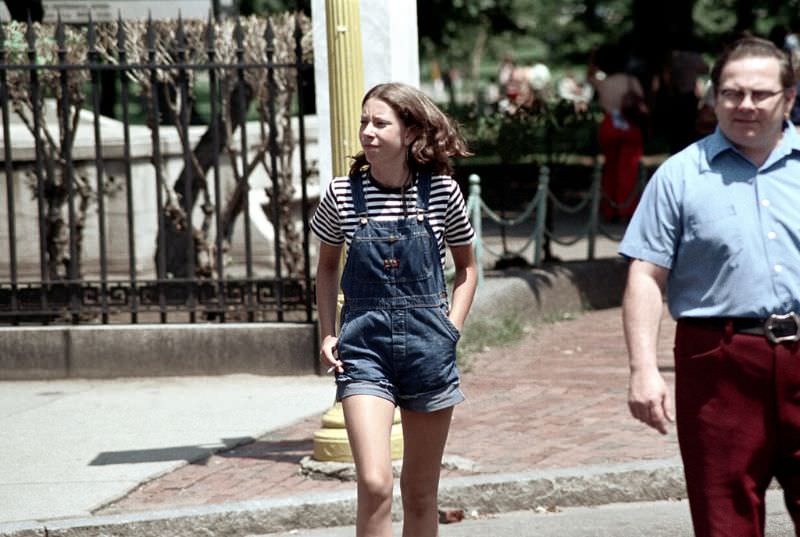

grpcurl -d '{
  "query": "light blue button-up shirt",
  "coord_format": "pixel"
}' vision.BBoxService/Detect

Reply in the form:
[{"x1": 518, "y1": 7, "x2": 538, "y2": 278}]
[{"x1": 619, "y1": 123, "x2": 800, "y2": 319}]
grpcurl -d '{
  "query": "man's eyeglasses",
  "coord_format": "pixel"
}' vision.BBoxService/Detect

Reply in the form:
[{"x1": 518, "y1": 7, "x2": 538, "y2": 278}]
[{"x1": 718, "y1": 88, "x2": 786, "y2": 106}]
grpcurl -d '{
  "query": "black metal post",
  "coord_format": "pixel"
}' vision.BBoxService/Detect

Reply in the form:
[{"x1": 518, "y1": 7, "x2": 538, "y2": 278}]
[
  {"x1": 55, "y1": 17, "x2": 80, "y2": 324},
  {"x1": 147, "y1": 17, "x2": 168, "y2": 323},
  {"x1": 0, "y1": 23, "x2": 19, "y2": 324},
  {"x1": 294, "y1": 14, "x2": 312, "y2": 323},
  {"x1": 234, "y1": 17, "x2": 254, "y2": 322},
  {"x1": 88, "y1": 16, "x2": 110, "y2": 323},
  {"x1": 207, "y1": 15, "x2": 226, "y2": 322},
  {"x1": 26, "y1": 17, "x2": 49, "y2": 321},
  {"x1": 265, "y1": 20, "x2": 283, "y2": 321},
  {"x1": 176, "y1": 16, "x2": 197, "y2": 322},
  {"x1": 117, "y1": 15, "x2": 138, "y2": 323}
]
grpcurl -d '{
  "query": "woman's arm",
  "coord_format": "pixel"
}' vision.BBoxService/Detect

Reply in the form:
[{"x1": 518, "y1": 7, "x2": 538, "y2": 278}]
[
  {"x1": 316, "y1": 241, "x2": 344, "y2": 373},
  {"x1": 448, "y1": 244, "x2": 478, "y2": 331}
]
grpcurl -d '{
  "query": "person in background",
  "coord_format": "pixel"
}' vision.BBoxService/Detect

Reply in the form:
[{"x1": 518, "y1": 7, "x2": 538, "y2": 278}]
[
  {"x1": 693, "y1": 78, "x2": 718, "y2": 137},
  {"x1": 497, "y1": 53, "x2": 516, "y2": 99},
  {"x1": 503, "y1": 66, "x2": 536, "y2": 114},
  {"x1": 621, "y1": 37, "x2": 800, "y2": 536},
  {"x1": 312, "y1": 82, "x2": 478, "y2": 537},
  {"x1": 558, "y1": 72, "x2": 594, "y2": 113},
  {"x1": 659, "y1": 49, "x2": 709, "y2": 154},
  {"x1": 776, "y1": 29, "x2": 800, "y2": 126},
  {"x1": 588, "y1": 48, "x2": 646, "y2": 223}
]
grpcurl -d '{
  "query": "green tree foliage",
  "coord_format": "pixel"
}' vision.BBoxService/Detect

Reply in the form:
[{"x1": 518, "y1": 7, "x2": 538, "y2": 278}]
[
  {"x1": 694, "y1": 0, "x2": 800, "y2": 47},
  {"x1": 417, "y1": 0, "x2": 521, "y2": 61},
  {"x1": 418, "y1": 0, "x2": 800, "y2": 81},
  {"x1": 418, "y1": 0, "x2": 631, "y2": 75},
  {"x1": 238, "y1": 0, "x2": 310, "y2": 16}
]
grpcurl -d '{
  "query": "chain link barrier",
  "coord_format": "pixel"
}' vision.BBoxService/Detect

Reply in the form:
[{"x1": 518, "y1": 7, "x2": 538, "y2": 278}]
[{"x1": 459, "y1": 160, "x2": 651, "y2": 284}]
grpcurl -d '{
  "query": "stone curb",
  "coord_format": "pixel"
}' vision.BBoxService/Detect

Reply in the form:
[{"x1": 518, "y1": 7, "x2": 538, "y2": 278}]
[
  {"x1": 0, "y1": 259, "x2": 627, "y2": 380},
  {"x1": 0, "y1": 458, "x2": 684, "y2": 537},
  {"x1": 0, "y1": 323, "x2": 317, "y2": 380},
  {"x1": 467, "y1": 258, "x2": 628, "y2": 330}
]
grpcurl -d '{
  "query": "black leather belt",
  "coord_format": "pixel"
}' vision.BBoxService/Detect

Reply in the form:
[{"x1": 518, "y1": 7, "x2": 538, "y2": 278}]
[{"x1": 687, "y1": 313, "x2": 800, "y2": 344}]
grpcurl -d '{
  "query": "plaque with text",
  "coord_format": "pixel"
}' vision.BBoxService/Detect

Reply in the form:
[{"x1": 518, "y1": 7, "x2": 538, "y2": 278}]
[{"x1": 38, "y1": 0, "x2": 216, "y2": 22}]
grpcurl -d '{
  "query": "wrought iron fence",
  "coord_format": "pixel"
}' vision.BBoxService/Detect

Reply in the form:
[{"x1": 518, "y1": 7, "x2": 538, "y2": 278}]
[{"x1": 0, "y1": 13, "x2": 314, "y2": 325}]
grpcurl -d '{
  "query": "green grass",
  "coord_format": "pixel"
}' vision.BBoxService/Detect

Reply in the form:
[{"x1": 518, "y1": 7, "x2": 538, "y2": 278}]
[
  {"x1": 457, "y1": 313, "x2": 525, "y2": 371},
  {"x1": 457, "y1": 310, "x2": 579, "y2": 371}
]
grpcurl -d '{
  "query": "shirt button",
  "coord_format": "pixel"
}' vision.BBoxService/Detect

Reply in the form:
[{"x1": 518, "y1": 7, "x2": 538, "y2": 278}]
[
  {"x1": 775, "y1": 264, "x2": 784, "y2": 273},
  {"x1": 761, "y1": 199, "x2": 770, "y2": 207},
  {"x1": 767, "y1": 231, "x2": 777, "y2": 239}
]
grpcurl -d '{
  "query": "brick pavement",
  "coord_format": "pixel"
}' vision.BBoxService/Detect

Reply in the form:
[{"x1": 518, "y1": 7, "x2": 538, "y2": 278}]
[{"x1": 97, "y1": 306, "x2": 678, "y2": 515}]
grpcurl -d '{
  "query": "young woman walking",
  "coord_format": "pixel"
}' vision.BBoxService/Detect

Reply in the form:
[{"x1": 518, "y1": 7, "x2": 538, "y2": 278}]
[{"x1": 311, "y1": 82, "x2": 478, "y2": 537}]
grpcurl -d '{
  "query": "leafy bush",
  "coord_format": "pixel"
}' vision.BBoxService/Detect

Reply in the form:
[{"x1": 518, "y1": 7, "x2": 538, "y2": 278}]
[{"x1": 447, "y1": 99, "x2": 601, "y2": 164}]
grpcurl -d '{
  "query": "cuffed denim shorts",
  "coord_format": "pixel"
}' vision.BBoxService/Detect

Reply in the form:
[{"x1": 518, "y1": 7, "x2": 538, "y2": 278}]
[{"x1": 335, "y1": 303, "x2": 465, "y2": 413}]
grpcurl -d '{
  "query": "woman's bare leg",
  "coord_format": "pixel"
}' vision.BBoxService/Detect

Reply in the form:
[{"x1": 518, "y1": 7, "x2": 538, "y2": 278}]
[
  {"x1": 399, "y1": 406, "x2": 454, "y2": 537},
  {"x1": 342, "y1": 395, "x2": 397, "y2": 537}
]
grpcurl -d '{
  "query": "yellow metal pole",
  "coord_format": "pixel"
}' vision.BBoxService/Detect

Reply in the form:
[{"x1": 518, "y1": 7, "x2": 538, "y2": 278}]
[
  {"x1": 326, "y1": 0, "x2": 363, "y2": 178},
  {"x1": 312, "y1": 0, "x2": 403, "y2": 463}
]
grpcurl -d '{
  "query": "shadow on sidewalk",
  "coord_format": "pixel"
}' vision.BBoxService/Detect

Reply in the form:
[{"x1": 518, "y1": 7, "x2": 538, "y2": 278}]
[
  {"x1": 216, "y1": 438, "x2": 315, "y2": 465},
  {"x1": 90, "y1": 436, "x2": 254, "y2": 466}
]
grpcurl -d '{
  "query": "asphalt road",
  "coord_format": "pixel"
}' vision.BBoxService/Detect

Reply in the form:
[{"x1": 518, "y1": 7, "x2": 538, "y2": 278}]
[{"x1": 256, "y1": 490, "x2": 795, "y2": 537}]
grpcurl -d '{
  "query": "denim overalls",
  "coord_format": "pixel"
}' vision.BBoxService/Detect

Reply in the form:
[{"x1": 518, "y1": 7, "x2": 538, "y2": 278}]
[{"x1": 335, "y1": 171, "x2": 465, "y2": 412}]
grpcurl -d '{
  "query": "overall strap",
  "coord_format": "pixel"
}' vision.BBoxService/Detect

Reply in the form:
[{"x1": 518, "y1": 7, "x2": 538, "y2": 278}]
[
  {"x1": 349, "y1": 170, "x2": 368, "y2": 219},
  {"x1": 415, "y1": 171, "x2": 432, "y2": 213}
]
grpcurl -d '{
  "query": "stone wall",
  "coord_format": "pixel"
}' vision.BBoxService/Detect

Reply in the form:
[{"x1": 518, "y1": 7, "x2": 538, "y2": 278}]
[{"x1": 0, "y1": 104, "x2": 319, "y2": 281}]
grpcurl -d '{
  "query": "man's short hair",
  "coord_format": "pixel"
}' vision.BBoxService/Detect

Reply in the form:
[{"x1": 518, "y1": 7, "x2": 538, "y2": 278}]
[{"x1": 711, "y1": 36, "x2": 796, "y2": 92}]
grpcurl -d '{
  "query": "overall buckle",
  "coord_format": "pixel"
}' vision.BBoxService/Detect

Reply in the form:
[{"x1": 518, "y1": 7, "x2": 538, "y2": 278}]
[{"x1": 764, "y1": 312, "x2": 800, "y2": 344}]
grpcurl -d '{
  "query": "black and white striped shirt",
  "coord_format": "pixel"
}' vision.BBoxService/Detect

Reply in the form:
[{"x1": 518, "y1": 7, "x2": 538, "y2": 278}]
[{"x1": 310, "y1": 172, "x2": 474, "y2": 269}]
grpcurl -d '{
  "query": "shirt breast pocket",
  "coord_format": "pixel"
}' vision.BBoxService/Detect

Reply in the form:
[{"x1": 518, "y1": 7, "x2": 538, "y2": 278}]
[{"x1": 683, "y1": 205, "x2": 744, "y2": 259}]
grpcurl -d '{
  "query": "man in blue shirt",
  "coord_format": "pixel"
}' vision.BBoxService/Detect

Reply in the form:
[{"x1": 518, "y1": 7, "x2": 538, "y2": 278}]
[{"x1": 620, "y1": 37, "x2": 800, "y2": 536}]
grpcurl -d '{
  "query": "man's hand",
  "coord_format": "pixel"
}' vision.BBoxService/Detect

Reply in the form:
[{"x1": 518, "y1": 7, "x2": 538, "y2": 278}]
[
  {"x1": 623, "y1": 259, "x2": 672, "y2": 435},
  {"x1": 628, "y1": 367, "x2": 673, "y2": 434}
]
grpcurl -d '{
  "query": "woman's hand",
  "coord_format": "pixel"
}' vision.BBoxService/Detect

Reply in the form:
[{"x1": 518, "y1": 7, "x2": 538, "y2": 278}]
[
  {"x1": 448, "y1": 315, "x2": 463, "y2": 333},
  {"x1": 320, "y1": 334, "x2": 344, "y2": 374},
  {"x1": 448, "y1": 244, "x2": 478, "y2": 332},
  {"x1": 316, "y1": 241, "x2": 344, "y2": 374}
]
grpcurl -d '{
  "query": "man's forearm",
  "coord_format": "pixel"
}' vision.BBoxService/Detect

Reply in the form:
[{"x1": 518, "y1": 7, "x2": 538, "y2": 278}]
[{"x1": 623, "y1": 261, "x2": 667, "y2": 371}]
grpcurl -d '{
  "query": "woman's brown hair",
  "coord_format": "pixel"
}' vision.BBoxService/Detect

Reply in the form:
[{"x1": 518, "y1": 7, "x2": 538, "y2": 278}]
[{"x1": 348, "y1": 82, "x2": 472, "y2": 177}]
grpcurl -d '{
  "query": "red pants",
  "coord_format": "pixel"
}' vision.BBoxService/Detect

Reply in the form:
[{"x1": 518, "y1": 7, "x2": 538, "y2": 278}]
[
  {"x1": 598, "y1": 113, "x2": 643, "y2": 220},
  {"x1": 675, "y1": 319, "x2": 800, "y2": 537}
]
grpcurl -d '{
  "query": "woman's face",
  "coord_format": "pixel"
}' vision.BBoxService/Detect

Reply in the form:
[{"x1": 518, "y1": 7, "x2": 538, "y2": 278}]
[{"x1": 359, "y1": 98, "x2": 413, "y2": 167}]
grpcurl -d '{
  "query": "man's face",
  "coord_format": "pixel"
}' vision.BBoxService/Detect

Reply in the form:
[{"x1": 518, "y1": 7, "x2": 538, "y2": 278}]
[{"x1": 714, "y1": 56, "x2": 796, "y2": 164}]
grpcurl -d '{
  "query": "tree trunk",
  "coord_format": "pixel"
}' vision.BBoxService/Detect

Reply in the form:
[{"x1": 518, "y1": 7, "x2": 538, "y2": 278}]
[
  {"x1": 470, "y1": 24, "x2": 488, "y2": 90},
  {"x1": 4, "y1": 0, "x2": 43, "y2": 21},
  {"x1": 630, "y1": 0, "x2": 697, "y2": 82},
  {"x1": 155, "y1": 81, "x2": 253, "y2": 278},
  {"x1": 582, "y1": 0, "x2": 601, "y2": 32},
  {"x1": 734, "y1": 0, "x2": 756, "y2": 34}
]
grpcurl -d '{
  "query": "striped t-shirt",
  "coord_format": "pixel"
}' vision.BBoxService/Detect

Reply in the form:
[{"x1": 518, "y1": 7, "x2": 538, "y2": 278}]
[{"x1": 310, "y1": 171, "x2": 474, "y2": 269}]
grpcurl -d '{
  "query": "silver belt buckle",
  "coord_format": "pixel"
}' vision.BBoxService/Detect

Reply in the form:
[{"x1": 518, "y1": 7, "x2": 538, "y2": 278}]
[{"x1": 764, "y1": 312, "x2": 800, "y2": 344}]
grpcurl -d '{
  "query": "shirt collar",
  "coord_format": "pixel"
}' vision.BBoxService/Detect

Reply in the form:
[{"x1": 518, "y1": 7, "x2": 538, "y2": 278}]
[{"x1": 701, "y1": 121, "x2": 800, "y2": 171}]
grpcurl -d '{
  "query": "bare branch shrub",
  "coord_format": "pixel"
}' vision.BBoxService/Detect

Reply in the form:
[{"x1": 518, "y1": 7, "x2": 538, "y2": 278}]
[{"x1": 3, "y1": 13, "x2": 313, "y2": 282}]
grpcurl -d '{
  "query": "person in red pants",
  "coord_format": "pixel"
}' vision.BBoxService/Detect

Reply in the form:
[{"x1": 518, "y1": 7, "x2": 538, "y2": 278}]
[
  {"x1": 598, "y1": 109, "x2": 643, "y2": 221},
  {"x1": 620, "y1": 37, "x2": 800, "y2": 536},
  {"x1": 590, "y1": 62, "x2": 646, "y2": 222}
]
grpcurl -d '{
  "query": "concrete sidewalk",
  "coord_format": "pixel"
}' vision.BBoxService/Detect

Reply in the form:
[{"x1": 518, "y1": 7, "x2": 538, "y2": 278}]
[
  {"x1": 0, "y1": 257, "x2": 686, "y2": 537},
  {"x1": 0, "y1": 375, "x2": 334, "y2": 526}
]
